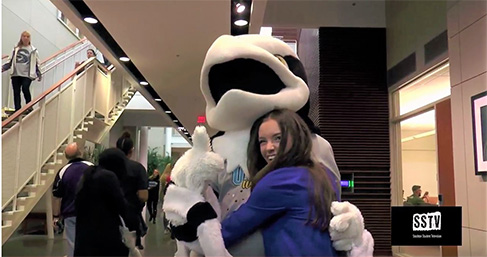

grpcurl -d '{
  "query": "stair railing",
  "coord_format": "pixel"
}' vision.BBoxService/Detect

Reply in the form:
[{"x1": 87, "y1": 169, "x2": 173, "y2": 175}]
[{"x1": 2, "y1": 58, "x2": 124, "y2": 210}]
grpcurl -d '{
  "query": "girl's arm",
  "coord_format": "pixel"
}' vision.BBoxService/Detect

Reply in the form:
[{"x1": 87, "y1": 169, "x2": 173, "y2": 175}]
[{"x1": 221, "y1": 171, "x2": 297, "y2": 247}]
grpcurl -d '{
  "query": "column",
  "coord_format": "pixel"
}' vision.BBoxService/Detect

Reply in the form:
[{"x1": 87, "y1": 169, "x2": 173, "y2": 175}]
[
  {"x1": 165, "y1": 127, "x2": 172, "y2": 157},
  {"x1": 139, "y1": 126, "x2": 149, "y2": 170}
]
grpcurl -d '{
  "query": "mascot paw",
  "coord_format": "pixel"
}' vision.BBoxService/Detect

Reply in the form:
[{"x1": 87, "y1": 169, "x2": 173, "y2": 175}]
[
  {"x1": 330, "y1": 201, "x2": 365, "y2": 252},
  {"x1": 349, "y1": 229, "x2": 374, "y2": 257}
]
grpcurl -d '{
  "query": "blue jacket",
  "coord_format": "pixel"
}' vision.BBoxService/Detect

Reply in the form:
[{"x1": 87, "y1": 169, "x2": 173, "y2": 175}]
[{"x1": 221, "y1": 167, "x2": 337, "y2": 256}]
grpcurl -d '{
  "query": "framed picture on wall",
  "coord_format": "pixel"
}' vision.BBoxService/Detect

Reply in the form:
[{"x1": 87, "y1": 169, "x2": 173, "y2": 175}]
[{"x1": 471, "y1": 91, "x2": 487, "y2": 174}]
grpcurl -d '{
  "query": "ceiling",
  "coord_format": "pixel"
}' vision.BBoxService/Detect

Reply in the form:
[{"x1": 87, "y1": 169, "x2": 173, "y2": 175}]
[{"x1": 50, "y1": 0, "x2": 386, "y2": 137}]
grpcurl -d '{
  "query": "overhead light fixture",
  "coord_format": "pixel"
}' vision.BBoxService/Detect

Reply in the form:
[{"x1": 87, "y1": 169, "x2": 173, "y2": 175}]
[
  {"x1": 119, "y1": 56, "x2": 130, "y2": 62},
  {"x1": 139, "y1": 81, "x2": 149, "y2": 86},
  {"x1": 177, "y1": 126, "x2": 185, "y2": 131},
  {"x1": 184, "y1": 132, "x2": 189, "y2": 135},
  {"x1": 165, "y1": 110, "x2": 172, "y2": 114},
  {"x1": 236, "y1": 3, "x2": 245, "y2": 13},
  {"x1": 155, "y1": 98, "x2": 162, "y2": 102},
  {"x1": 84, "y1": 17, "x2": 98, "y2": 24},
  {"x1": 173, "y1": 120, "x2": 178, "y2": 122},
  {"x1": 234, "y1": 20, "x2": 248, "y2": 26}
]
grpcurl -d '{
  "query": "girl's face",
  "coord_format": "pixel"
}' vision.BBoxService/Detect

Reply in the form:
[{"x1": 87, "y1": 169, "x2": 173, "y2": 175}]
[
  {"x1": 21, "y1": 33, "x2": 30, "y2": 46},
  {"x1": 87, "y1": 50, "x2": 95, "y2": 58},
  {"x1": 258, "y1": 119, "x2": 282, "y2": 164}
]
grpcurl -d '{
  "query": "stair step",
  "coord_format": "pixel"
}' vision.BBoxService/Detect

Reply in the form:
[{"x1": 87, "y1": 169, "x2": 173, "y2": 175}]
[
  {"x1": 83, "y1": 121, "x2": 94, "y2": 126},
  {"x1": 16, "y1": 196, "x2": 36, "y2": 205},
  {"x1": 3, "y1": 120, "x2": 18, "y2": 128},
  {"x1": 24, "y1": 184, "x2": 39, "y2": 192},
  {"x1": 2, "y1": 220, "x2": 12, "y2": 228}
]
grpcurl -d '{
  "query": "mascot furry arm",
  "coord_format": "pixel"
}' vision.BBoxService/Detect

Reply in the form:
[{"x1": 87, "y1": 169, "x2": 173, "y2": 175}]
[
  {"x1": 200, "y1": 34, "x2": 373, "y2": 256},
  {"x1": 162, "y1": 126, "x2": 231, "y2": 257}
]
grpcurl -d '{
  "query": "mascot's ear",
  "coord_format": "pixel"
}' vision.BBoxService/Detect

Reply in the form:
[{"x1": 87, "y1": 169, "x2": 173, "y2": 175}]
[{"x1": 192, "y1": 126, "x2": 211, "y2": 152}]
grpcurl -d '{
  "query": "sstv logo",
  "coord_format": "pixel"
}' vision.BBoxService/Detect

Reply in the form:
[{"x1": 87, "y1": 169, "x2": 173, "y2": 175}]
[{"x1": 413, "y1": 211, "x2": 441, "y2": 231}]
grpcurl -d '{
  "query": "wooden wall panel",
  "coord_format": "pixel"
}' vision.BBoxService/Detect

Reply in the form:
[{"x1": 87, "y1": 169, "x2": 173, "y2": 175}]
[
  {"x1": 435, "y1": 99, "x2": 458, "y2": 257},
  {"x1": 319, "y1": 27, "x2": 391, "y2": 256}
]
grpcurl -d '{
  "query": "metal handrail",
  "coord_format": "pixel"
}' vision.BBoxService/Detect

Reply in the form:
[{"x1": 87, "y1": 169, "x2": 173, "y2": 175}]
[
  {"x1": 1, "y1": 38, "x2": 87, "y2": 73},
  {"x1": 2, "y1": 58, "x2": 107, "y2": 127},
  {"x1": 40, "y1": 38, "x2": 87, "y2": 65}
]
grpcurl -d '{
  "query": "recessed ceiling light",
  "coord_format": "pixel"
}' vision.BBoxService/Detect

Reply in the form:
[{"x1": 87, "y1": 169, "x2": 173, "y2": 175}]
[
  {"x1": 155, "y1": 98, "x2": 161, "y2": 102},
  {"x1": 119, "y1": 56, "x2": 130, "y2": 62},
  {"x1": 234, "y1": 20, "x2": 248, "y2": 26},
  {"x1": 139, "y1": 81, "x2": 149, "y2": 86},
  {"x1": 165, "y1": 111, "x2": 172, "y2": 114},
  {"x1": 184, "y1": 132, "x2": 189, "y2": 134},
  {"x1": 84, "y1": 17, "x2": 98, "y2": 24},
  {"x1": 236, "y1": 3, "x2": 245, "y2": 13},
  {"x1": 173, "y1": 120, "x2": 178, "y2": 122}
]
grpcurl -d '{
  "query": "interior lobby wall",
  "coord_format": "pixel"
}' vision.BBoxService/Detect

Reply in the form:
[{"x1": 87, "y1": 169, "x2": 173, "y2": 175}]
[{"x1": 448, "y1": 0, "x2": 487, "y2": 256}]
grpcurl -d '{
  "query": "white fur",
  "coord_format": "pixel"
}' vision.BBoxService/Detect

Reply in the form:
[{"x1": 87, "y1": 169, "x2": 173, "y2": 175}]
[
  {"x1": 200, "y1": 35, "x2": 309, "y2": 131},
  {"x1": 162, "y1": 126, "x2": 230, "y2": 257},
  {"x1": 211, "y1": 129, "x2": 250, "y2": 175},
  {"x1": 330, "y1": 201, "x2": 374, "y2": 255},
  {"x1": 171, "y1": 126, "x2": 225, "y2": 194},
  {"x1": 350, "y1": 230, "x2": 374, "y2": 257}
]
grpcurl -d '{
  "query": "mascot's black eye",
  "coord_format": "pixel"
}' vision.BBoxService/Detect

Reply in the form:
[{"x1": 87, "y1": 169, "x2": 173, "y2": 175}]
[{"x1": 274, "y1": 55, "x2": 289, "y2": 69}]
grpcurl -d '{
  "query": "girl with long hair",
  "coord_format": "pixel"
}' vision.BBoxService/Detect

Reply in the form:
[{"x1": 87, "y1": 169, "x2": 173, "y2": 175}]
[
  {"x1": 74, "y1": 148, "x2": 129, "y2": 256},
  {"x1": 221, "y1": 109, "x2": 338, "y2": 256},
  {"x1": 2, "y1": 31, "x2": 42, "y2": 111}
]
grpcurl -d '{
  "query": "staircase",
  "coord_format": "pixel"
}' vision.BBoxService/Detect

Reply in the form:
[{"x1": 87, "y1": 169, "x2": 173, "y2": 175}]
[{"x1": 1, "y1": 59, "x2": 137, "y2": 244}]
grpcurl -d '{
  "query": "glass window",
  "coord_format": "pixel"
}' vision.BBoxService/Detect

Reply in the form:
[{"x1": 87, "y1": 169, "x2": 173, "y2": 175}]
[
  {"x1": 398, "y1": 64, "x2": 450, "y2": 116},
  {"x1": 57, "y1": 10, "x2": 82, "y2": 39}
]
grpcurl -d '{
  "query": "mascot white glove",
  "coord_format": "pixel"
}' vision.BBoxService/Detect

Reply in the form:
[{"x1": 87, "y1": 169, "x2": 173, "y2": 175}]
[{"x1": 329, "y1": 201, "x2": 374, "y2": 256}]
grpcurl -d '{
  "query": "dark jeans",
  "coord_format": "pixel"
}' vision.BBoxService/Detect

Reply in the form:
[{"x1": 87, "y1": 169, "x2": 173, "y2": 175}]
[
  {"x1": 11, "y1": 76, "x2": 33, "y2": 111},
  {"x1": 147, "y1": 197, "x2": 159, "y2": 219}
]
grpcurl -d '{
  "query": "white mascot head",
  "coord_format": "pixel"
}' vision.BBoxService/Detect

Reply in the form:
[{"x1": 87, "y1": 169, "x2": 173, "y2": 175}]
[{"x1": 200, "y1": 35, "x2": 314, "y2": 132}]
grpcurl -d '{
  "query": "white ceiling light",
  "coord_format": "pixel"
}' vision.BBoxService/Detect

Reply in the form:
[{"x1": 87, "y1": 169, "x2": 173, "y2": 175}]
[
  {"x1": 139, "y1": 81, "x2": 149, "y2": 86},
  {"x1": 234, "y1": 20, "x2": 248, "y2": 26},
  {"x1": 119, "y1": 56, "x2": 130, "y2": 62},
  {"x1": 173, "y1": 120, "x2": 178, "y2": 122},
  {"x1": 84, "y1": 17, "x2": 98, "y2": 24},
  {"x1": 155, "y1": 98, "x2": 161, "y2": 101},
  {"x1": 236, "y1": 3, "x2": 245, "y2": 13},
  {"x1": 165, "y1": 111, "x2": 172, "y2": 114}
]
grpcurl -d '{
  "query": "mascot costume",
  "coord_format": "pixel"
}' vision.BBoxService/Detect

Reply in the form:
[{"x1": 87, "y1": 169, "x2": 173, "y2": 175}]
[
  {"x1": 200, "y1": 34, "x2": 373, "y2": 256},
  {"x1": 163, "y1": 126, "x2": 231, "y2": 257},
  {"x1": 164, "y1": 34, "x2": 374, "y2": 257}
]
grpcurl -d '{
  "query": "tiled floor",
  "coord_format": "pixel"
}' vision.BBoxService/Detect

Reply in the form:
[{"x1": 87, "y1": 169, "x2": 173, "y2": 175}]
[{"x1": 2, "y1": 208, "x2": 177, "y2": 257}]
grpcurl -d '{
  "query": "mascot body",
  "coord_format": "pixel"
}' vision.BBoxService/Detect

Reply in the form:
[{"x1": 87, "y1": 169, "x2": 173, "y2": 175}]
[
  {"x1": 162, "y1": 126, "x2": 231, "y2": 257},
  {"x1": 200, "y1": 35, "x2": 373, "y2": 256}
]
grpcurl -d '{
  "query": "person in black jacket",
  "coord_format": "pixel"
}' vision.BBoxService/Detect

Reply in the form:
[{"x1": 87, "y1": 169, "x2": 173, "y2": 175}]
[
  {"x1": 74, "y1": 148, "x2": 130, "y2": 257},
  {"x1": 147, "y1": 169, "x2": 160, "y2": 224},
  {"x1": 116, "y1": 132, "x2": 149, "y2": 250}
]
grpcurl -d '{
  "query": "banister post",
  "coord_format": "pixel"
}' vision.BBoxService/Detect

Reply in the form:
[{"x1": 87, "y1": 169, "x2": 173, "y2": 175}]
[
  {"x1": 35, "y1": 98, "x2": 47, "y2": 185},
  {"x1": 13, "y1": 115, "x2": 24, "y2": 212},
  {"x1": 68, "y1": 75, "x2": 78, "y2": 144}
]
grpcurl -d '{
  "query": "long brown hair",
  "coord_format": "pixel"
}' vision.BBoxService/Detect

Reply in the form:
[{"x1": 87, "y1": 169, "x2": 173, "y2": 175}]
[
  {"x1": 247, "y1": 109, "x2": 336, "y2": 231},
  {"x1": 17, "y1": 31, "x2": 31, "y2": 48}
]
